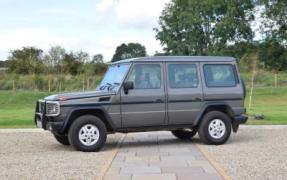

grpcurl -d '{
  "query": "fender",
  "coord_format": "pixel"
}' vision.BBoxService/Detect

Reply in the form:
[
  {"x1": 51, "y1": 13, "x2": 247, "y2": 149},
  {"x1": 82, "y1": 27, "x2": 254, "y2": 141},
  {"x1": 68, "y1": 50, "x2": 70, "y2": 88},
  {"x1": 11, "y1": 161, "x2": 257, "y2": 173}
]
[
  {"x1": 61, "y1": 105, "x2": 116, "y2": 133},
  {"x1": 193, "y1": 102, "x2": 235, "y2": 126}
]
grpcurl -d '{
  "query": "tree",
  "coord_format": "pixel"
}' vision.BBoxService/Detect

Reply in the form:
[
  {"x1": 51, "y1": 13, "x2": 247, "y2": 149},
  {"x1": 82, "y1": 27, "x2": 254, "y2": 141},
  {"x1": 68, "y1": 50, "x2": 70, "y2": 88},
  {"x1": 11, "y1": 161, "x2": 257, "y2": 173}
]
[
  {"x1": 92, "y1": 54, "x2": 104, "y2": 63},
  {"x1": 44, "y1": 46, "x2": 66, "y2": 74},
  {"x1": 7, "y1": 47, "x2": 44, "y2": 74},
  {"x1": 261, "y1": 0, "x2": 287, "y2": 46},
  {"x1": 155, "y1": 0, "x2": 254, "y2": 55},
  {"x1": 75, "y1": 51, "x2": 90, "y2": 63},
  {"x1": 258, "y1": 40, "x2": 287, "y2": 71},
  {"x1": 258, "y1": 39, "x2": 287, "y2": 87},
  {"x1": 111, "y1": 43, "x2": 146, "y2": 62},
  {"x1": 0, "y1": 60, "x2": 7, "y2": 67},
  {"x1": 62, "y1": 53, "x2": 83, "y2": 75}
]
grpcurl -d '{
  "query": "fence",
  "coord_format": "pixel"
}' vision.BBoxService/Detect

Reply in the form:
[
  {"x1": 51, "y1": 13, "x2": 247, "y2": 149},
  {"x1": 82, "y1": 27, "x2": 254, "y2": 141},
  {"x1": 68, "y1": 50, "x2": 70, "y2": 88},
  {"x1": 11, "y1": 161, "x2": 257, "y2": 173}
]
[
  {"x1": 0, "y1": 71, "x2": 287, "y2": 92},
  {"x1": 0, "y1": 74, "x2": 103, "y2": 92}
]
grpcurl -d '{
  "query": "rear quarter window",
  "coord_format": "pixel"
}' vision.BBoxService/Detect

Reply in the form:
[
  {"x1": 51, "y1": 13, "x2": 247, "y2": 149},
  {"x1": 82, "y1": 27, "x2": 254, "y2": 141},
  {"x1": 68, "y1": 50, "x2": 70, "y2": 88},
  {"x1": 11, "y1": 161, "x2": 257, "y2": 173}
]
[{"x1": 203, "y1": 64, "x2": 236, "y2": 87}]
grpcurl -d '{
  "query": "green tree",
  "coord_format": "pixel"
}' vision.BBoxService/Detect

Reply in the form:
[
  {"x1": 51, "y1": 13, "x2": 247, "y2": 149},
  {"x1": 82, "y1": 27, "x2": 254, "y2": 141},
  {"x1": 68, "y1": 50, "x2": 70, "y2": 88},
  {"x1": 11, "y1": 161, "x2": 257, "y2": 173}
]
[
  {"x1": 62, "y1": 53, "x2": 83, "y2": 75},
  {"x1": 44, "y1": 46, "x2": 66, "y2": 74},
  {"x1": 155, "y1": 0, "x2": 254, "y2": 55},
  {"x1": 92, "y1": 54, "x2": 104, "y2": 63},
  {"x1": 111, "y1": 43, "x2": 146, "y2": 62},
  {"x1": 7, "y1": 47, "x2": 44, "y2": 74},
  {"x1": 258, "y1": 40, "x2": 287, "y2": 71},
  {"x1": 261, "y1": 0, "x2": 287, "y2": 45}
]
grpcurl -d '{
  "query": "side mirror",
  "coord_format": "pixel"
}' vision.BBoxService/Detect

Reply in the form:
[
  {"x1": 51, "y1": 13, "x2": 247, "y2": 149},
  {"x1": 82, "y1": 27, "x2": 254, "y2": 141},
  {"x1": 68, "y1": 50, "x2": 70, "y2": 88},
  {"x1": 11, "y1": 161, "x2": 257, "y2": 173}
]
[{"x1": 123, "y1": 81, "x2": 134, "y2": 94}]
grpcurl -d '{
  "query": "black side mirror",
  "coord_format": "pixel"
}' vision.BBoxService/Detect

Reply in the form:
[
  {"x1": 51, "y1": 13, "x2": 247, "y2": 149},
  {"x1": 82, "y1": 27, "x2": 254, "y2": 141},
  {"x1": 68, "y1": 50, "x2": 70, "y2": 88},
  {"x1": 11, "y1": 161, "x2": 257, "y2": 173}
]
[{"x1": 123, "y1": 81, "x2": 134, "y2": 94}]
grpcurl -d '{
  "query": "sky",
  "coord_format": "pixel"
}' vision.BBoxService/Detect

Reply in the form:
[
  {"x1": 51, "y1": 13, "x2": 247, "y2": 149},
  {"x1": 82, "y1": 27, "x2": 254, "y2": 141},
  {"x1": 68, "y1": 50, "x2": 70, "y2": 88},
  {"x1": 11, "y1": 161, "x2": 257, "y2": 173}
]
[
  {"x1": 0, "y1": 0, "x2": 169, "y2": 61},
  {"x1": 0, "y1": 0, "x2": 264, "y2": 62}
]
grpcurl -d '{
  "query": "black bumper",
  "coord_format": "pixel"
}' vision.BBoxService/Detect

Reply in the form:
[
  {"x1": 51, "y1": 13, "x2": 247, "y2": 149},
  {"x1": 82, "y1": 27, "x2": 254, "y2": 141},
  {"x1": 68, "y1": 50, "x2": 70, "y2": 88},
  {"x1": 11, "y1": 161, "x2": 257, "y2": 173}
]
[
  {"x1": 232, "y1": 115, "x2": 248, "y2": 132},
  {"x1": 233, "y1": 114, "x2": 248, "y2": 124}
]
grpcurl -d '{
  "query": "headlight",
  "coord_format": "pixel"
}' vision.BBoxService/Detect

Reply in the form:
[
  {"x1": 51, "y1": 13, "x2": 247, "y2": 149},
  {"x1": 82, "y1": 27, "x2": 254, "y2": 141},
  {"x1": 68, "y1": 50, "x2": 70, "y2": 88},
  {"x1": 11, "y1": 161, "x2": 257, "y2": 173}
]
[{"x1": 46, "y1": 101, "x2": 60, "y2": 116}]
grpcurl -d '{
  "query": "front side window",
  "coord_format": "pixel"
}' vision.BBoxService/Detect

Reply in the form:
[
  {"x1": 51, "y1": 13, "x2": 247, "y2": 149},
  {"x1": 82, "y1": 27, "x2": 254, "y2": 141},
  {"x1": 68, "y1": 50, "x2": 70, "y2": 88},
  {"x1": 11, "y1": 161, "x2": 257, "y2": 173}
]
[
  {"x1": 97, "y1": 63, "x2": 130, "y2": 91},
  {"x1": 127, "y1": 64, "x2": 161, "y2": 89},
  {"x1": 203, "y1": 64, "x2": 236, "y2": 87},
  {"x1": 168, "y1": 64, "x2": 198, "y2": 88}
]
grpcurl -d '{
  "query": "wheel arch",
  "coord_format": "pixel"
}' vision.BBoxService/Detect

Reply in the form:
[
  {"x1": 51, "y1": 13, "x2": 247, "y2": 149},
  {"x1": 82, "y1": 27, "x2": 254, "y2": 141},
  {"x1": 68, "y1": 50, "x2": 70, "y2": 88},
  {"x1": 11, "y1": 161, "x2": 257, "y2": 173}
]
[
  {"x1": 62, "y1": 106, "x2": 116, "y2": 134},
  {"x1": 193, "y1": 102, "x2": 235, "y2": 126}
]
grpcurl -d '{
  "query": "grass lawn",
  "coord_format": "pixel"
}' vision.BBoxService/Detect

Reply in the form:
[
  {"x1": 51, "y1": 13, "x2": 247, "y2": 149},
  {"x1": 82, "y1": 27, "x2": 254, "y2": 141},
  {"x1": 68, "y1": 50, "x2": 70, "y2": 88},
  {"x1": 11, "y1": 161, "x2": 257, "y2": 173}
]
[
  {"x1": 0, "y1": 91, "x2": 51, "y2": 128},
  {"x1": 0, "y1": 87, "x2": 286, "y2": 128},
  {"x1": 246, "y1": 86, "x2": 287, "y2": 125}
]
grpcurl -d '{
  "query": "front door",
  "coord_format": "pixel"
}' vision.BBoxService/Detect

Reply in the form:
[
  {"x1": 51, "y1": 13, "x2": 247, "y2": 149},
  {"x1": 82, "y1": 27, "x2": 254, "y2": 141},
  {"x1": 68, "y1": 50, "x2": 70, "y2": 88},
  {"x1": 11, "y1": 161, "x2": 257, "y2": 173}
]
[
  {"x1": 121, "y1": 63, "x2": 166, "y2": 127},
  {"x1": 166, "y1": 62, "x2": 203, "y2": 125}
]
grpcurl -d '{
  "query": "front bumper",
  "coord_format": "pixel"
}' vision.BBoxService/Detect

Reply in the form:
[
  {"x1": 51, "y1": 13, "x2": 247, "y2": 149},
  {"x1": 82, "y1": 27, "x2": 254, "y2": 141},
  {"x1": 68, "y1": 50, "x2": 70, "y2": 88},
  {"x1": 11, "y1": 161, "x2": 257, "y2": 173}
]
[{"x1": 34, "y1": 100, "x2": 64, "y2": 133}]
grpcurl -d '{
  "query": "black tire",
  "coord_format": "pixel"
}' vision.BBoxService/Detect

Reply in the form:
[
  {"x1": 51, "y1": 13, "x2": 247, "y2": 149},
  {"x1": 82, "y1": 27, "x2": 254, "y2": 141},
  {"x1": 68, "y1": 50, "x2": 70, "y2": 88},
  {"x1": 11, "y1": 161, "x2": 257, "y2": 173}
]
[
  {"x1": 171, "y1": 128, "x2": 197, "y2": 140},
  {"x1": 198, "y1": 111, "x2": 231, "y2": 145},
  {"x1": 53, "y1": 134, "x2": 70, "y2": 145},
  {"x1": 68, "y1": 115, "x2": 107, "y2": 152}
]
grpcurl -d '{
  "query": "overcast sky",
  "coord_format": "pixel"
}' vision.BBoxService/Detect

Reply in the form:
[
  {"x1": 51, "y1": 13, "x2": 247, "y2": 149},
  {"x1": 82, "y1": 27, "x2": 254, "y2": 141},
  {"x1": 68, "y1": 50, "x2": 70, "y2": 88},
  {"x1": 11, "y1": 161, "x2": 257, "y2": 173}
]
[
  {"x1": 0, "y1": 0, "x2": 264, "y2": 62},
  {"x1": 0, "y1": 0, "x2": 169, "y2": 61}
]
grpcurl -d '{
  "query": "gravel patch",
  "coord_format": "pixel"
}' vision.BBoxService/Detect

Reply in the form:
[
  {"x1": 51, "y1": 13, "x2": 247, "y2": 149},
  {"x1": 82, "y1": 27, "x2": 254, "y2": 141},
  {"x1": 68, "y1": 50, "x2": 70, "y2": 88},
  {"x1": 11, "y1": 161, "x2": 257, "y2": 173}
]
[
  {"x1": 0, "y1": 131, "x2": 122, "y2": 180},
  {"x1": 198, "y1": 125, "x2": 287, "y2": 180}
]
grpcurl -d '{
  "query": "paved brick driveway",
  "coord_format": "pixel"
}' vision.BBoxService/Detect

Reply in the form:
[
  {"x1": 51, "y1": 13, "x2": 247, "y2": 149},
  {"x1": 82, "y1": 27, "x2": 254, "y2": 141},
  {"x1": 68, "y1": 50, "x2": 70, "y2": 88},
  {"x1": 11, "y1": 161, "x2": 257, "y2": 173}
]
[{"x1": 103, "y1": 131, "x2": 223, "y2": 180}]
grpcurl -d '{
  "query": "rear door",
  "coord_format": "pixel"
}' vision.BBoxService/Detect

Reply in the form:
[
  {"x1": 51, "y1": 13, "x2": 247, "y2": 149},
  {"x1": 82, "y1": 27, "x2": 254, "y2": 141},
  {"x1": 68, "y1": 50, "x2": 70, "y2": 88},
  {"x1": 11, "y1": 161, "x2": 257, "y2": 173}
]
[
  {"x1": 121, "y1": 62, "x2": 166, "y2": 127},
  {"x1": 166, "y1": 62, "x2": 203, "y2": 125}
]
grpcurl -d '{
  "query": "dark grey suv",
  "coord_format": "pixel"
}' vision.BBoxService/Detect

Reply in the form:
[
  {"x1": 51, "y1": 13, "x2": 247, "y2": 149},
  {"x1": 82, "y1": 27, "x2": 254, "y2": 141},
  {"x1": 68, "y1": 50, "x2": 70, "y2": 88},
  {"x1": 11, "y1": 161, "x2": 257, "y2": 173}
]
[{"x1": 35, "y1": 56, "x2": 248, "y2": 152}]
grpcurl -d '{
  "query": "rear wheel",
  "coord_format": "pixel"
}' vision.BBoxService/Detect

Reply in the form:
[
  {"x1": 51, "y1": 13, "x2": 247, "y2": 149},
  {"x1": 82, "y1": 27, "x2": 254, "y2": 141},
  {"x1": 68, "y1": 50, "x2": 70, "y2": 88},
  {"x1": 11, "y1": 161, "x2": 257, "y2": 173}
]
[
  {"x1": 53, "y1": 134, "x2": 70, "y2": 145},
  {"x1": 171, "y1": 128, "x2": 197, "y2": 140},
  {"x1": 68, "y1": 115, "x2": 107, "y2": 152},
  {"x1": 198, "y1": 111, "x2": 231, "y2": 145}
]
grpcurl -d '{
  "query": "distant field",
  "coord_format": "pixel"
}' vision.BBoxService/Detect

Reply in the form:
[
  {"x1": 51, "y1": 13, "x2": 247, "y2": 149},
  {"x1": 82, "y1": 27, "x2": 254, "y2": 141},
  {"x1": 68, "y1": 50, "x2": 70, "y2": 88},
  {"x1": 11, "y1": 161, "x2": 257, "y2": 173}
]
[{"x1": 0, "y1": 87, "x2": 286, "y2": 128}]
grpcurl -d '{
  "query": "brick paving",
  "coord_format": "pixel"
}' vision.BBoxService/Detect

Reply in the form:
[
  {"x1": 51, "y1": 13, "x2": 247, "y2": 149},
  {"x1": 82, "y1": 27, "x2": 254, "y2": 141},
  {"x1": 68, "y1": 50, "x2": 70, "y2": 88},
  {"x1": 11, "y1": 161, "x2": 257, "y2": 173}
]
[{"x1": 104, "y1": 131, "x2": 223, "y2": 180}]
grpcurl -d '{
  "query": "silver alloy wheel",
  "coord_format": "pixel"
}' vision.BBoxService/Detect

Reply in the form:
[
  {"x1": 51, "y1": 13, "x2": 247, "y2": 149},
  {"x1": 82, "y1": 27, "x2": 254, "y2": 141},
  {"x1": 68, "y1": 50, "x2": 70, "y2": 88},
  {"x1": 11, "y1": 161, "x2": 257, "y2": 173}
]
[
  {"x1": 78, "y1": 124, "x2": 100, "y2": 146},
  {"x1": 208, "y1": 119, "x2": 226, "y2": 139}
]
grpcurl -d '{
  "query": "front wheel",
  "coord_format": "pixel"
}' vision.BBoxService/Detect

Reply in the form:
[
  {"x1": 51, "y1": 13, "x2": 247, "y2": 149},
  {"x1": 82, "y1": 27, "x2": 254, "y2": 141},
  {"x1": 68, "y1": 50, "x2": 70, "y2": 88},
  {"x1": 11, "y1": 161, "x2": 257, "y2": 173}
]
[
  {"x1": 68, "y1": 115, "x2": 107, "y2": 152},
  {"x1": 198, "y1": 111, "x2": 231, "y2": 145}
]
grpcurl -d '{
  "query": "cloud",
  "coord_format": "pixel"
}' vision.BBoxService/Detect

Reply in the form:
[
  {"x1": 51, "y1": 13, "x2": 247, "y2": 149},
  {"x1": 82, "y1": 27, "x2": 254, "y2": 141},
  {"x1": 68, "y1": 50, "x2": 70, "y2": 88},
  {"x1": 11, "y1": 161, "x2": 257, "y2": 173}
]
[
  {"x1": 0, "y1": 28, "x2": 79, "y2": 59},
  {"x1": 95, "y1": 0, "x2": 169, "y2": 29},
  {"x1": 0, "y1": 0, "x2": 169, "y2": 61}
]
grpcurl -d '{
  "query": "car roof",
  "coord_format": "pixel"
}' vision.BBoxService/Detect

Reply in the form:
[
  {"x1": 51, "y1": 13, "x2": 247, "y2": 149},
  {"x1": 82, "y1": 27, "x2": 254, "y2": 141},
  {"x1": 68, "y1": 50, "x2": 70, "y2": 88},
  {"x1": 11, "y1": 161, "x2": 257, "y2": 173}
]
[{"x1": 111, "y1": 56, "x2": 236, "y2": 64}]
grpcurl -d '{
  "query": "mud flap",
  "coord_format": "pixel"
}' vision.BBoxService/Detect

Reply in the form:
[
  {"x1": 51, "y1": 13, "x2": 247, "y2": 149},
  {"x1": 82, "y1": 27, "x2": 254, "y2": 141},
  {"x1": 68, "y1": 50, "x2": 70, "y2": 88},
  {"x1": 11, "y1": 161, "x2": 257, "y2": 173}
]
[{"x1": 232, "y1": 123, "x2": 239, "y2": 133}]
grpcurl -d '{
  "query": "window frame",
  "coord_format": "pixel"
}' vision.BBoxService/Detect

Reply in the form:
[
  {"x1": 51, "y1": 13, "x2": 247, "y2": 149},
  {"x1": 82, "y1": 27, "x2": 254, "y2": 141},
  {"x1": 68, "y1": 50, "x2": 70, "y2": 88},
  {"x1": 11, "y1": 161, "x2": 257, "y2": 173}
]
[
  {"x1": 167, "y1": 63, "x2": 199, "y2": 89},
  {"x1": 125, "y1": 63, "x2": 162, "y2": 90},
  {"x1": 203, "y1": 64, "x2": 237, "y2": 88}
]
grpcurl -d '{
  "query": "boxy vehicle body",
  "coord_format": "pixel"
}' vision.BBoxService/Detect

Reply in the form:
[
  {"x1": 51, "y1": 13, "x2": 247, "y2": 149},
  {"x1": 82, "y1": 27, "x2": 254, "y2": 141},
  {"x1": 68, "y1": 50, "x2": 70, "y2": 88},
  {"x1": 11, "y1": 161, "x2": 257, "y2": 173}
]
[{"x1": 35, "y1": 56, "x2": 247, "y2": 152}]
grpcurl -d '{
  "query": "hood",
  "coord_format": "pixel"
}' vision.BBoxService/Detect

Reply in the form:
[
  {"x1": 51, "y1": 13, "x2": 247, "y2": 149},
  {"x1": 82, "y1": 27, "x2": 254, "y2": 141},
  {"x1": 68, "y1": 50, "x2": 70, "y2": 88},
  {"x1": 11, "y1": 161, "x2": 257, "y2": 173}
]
[{"x1": 44, "y1": 91, "x2": 116, "y2": 101}]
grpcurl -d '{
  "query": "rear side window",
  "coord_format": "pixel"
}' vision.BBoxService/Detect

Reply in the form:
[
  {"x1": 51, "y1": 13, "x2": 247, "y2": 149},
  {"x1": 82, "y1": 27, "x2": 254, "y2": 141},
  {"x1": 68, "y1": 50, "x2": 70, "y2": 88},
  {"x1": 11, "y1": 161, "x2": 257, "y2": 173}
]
[
  {"x1": 203, "y1": 64, "x2": 236, "y2": 87},
  {"x1": 168, "y1": 64, "x2": 198, "y2": 88}
]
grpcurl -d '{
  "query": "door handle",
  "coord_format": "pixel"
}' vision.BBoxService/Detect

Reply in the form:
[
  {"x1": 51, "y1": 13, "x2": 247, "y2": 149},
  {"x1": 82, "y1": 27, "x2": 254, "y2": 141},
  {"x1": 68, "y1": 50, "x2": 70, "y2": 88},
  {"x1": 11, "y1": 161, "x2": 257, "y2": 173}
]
[
  {"x1": 192, "y1": 97, "x2": 202, "y2": 102},
  {"x1": 154, "y1": 99, "x2": 164, "y2": 103}
]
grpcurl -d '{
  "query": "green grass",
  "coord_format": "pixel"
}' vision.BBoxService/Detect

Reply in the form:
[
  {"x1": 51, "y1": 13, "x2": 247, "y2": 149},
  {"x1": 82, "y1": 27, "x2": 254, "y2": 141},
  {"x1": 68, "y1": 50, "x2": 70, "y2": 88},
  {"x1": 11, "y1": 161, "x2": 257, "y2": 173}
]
[
  {"x1": 0, "y1": 91, "x2": 52, "y2": 128},
  {"x1": 246, "y1": 86, "x2": 287, "y2": 125},
  {"x1": 0, "y1": 87, "x2": 287, "y2": 128}
]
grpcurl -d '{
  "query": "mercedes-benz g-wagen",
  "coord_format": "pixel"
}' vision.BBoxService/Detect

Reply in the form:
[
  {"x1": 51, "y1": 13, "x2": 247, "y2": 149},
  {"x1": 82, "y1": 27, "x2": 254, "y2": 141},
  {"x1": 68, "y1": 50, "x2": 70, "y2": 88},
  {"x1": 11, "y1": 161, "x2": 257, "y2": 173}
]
[{"x1": 35, "y1": 56, "x2": 247, "y2": 152}]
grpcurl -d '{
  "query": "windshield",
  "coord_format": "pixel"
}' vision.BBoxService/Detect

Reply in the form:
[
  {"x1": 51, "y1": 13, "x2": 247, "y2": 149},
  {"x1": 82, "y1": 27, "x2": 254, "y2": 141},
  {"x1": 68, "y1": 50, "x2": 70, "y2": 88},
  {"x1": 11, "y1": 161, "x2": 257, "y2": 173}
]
[{"x1": 96, "y1": 63, "x2": 130, "y2": 91}]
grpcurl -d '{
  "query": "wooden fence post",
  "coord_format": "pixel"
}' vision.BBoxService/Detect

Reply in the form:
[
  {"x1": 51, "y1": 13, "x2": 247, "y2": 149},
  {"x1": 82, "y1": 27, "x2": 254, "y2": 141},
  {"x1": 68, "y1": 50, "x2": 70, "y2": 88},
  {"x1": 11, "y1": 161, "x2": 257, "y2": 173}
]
[
  {"x1": 82, "y1": 78, "x2": 85, "y2": 91},
  {"x1": 12, "y1": 80, "x2": 15, "y2": 91},
  {"x1": 48, "y1": 79, "x2": 51, "y2": 92}
]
